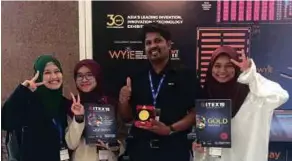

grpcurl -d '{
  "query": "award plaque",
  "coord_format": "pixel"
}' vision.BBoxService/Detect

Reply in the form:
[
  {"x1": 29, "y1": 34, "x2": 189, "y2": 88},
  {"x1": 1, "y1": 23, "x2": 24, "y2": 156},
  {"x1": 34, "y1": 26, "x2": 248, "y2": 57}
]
[
  {"x1": 134, "y1": 105, "x2": 155, "y2": 127},
  {"x1": 195, "y1": 99, "x2": 232, "y2": 148},
  {"x1": 84, "y1": 103, "x2": 117, "y2": 144}
]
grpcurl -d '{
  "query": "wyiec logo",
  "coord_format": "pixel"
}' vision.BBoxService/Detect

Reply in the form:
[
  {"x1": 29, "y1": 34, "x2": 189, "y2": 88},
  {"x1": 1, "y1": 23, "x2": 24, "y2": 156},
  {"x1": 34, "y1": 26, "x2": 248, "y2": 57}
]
[
  {"x1": 108, "y1": 48, "x2": 180, "y2": 60},
  {"x1": 106, "y1": 14, "x2": 124, "y2": 28},
  {"x1": 268, "y1": 151, "x2": 281, "y2": 160},
  {"x1": 170, "y1": 49, "x2": 179, "y2": 60},
  {"x1": 108, "y1": 49, "x2": 143, "y2": 60}
]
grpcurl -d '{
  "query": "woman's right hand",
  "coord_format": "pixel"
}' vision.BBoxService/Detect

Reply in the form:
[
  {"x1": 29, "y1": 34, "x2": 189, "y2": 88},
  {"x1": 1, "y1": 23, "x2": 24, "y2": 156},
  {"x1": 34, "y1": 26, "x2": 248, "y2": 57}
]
[
  {"x1": 193, "y1": 142, "x2": 205, "y2": 153},
  {"x1": 21, "y1": 71, "x2": 45, "y2": 92},
  {"x1": 70, "y1": 93, "x2": 85, "y2": 115}
]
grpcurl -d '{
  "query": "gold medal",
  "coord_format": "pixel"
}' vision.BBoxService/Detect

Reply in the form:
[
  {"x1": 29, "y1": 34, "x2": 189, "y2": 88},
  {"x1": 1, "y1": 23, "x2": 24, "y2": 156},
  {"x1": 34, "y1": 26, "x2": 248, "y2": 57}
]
[{"x1": 138, "y1": 110, "x2": 150, "y2": 121}]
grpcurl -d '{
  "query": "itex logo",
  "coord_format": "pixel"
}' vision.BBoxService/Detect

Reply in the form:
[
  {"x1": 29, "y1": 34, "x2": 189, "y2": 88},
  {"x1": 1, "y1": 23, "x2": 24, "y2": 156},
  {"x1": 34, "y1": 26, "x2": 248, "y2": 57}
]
[
  {"x1": 106, "y1": 14, "x2": 124, "y2": 28},
  {"x1": 90, "y1": 106, "x2": 110, "y2": 112}
]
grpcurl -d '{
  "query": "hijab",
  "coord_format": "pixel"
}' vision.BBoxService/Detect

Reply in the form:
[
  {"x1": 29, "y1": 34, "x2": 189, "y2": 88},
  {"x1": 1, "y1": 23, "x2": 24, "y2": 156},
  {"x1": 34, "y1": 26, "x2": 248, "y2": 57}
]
[
  {"x1": 73, "y1": 59, "x2": 127, "y2": 140},
  {"x1": 73, "y1": 59, "x2": 108, "y2": 104},
  {"x1": 204, "y1": 46, "x2": 250, "y2": 117},
  {"x1": 34, "y1": 55, "x2": 63, "y2": 118}
]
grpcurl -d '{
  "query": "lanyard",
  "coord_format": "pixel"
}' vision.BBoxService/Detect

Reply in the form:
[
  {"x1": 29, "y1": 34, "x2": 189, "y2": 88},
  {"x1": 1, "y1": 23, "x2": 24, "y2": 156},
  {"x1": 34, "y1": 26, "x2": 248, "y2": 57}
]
[
  {"x1": 148, "y1": 71, "x2": 166, "y2": 106},
  {"x1": 52, "y1": 119, "x2": 63, "y2": 145}
]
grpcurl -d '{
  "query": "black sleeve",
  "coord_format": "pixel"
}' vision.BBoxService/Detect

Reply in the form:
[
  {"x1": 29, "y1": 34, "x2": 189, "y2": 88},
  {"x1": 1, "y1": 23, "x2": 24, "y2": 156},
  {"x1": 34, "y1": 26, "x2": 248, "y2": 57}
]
[
  {"x1": 185, "y1": 69, "x2": 205, "y2": 110},
  {"x1": 191, "y1": 72, "x2": 205, "y2": 100},
  {"x1": 2, "y1": 84, "x2": 34, "y2": 131}
]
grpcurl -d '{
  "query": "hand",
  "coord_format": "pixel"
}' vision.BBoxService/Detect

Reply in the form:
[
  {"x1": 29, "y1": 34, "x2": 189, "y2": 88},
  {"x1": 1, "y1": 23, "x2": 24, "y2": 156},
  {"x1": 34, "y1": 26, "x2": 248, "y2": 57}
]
[
  {"x1": 21, "y1": 71, "x2": 45, "y2": 92},
  {"x1": 119, "y1": 77, "x2": 132, "y2": 105},
  {"x1": 230, "y1": 50, "x2": 251, "y2": 72},
  {"x1": 192, "y1": 142, "x2": 205, "y2": 153},
  {"x1": 97, "y1": 140, "x2": 122, "y2": 152},
  {"x1": 137, "y1": 119, "x2": 171, "y2": 136},
  {"x1": 96, "y1": 139, "x2": 110, "y2": 150},
  {"x1": 70, "y1": 93, "x2": 85, "y2": 115}
]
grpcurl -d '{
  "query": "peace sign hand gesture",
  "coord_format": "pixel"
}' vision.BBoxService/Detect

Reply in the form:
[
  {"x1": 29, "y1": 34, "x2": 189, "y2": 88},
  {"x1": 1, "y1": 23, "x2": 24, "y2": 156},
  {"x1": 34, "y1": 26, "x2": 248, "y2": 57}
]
[
  {"x1": 21, "y1": 71, "x2": 45, "y2": 92},
  {"x1": 230, "y1": 50, "x2": 252, "y2": 72},
  {"x1": 70, "y1": 93, "x2": 85, "y2": 115}
]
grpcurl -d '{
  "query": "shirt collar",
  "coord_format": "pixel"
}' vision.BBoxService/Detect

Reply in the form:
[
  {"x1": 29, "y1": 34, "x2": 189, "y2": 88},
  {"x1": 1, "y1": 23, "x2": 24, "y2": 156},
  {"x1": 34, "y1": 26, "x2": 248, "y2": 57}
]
[{"x1": 149, "y1": 60, "x2": 175, "y2": 76}]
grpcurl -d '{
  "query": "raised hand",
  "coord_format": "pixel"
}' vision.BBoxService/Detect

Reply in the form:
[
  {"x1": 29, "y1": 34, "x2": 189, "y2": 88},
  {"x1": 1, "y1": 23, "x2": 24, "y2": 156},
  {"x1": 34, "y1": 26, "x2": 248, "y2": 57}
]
[
  {"x1": 119, "y1": 77, "x2": 132, "y2": 105},
  {"x1": 230, "y1": 50, "x2": 251, "y2": 72},
  {"x1": 21, "y1": 71, "x2": 45, "y2": 92},
  {"x1": 70, "y1": 93, "x2": 85, "y2": 115}
]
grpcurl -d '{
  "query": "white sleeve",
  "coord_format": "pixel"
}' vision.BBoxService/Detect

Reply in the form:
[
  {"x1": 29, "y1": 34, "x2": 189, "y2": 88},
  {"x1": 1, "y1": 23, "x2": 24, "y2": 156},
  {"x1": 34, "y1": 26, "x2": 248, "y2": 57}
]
[
  {"x1": 65, "y1": 116, "x2": 85, "y2": 150},
  {"x1": 237, "y1": 59, "x2": 289, "y2": 110}
]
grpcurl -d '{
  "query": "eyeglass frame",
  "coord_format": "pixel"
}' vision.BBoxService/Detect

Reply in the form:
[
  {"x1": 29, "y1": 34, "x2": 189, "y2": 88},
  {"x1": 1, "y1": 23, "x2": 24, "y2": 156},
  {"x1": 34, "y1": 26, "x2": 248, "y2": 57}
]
[{"x1": 76, "y1": 72, "x2": 95, "y2": 81}]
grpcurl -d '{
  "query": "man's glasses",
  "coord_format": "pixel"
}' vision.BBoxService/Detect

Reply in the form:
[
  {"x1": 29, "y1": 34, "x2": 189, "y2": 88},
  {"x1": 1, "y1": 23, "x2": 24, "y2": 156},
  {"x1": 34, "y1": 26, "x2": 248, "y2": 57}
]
[{"x1": 76, "y1": 73, "x2": 94, "y2": 81}]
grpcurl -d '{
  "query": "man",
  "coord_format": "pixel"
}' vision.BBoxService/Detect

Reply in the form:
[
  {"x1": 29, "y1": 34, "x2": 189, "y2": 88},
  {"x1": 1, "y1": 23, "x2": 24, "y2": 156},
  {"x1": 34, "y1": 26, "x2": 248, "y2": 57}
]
[{"x1": 118, "y1": 22, "x2": 202, "y2": 161}]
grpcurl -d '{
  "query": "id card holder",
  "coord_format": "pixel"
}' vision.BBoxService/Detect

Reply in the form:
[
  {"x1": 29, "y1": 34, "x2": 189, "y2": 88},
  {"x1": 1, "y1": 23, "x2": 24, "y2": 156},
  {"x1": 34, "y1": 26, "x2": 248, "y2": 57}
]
[
  {"x1": 60, "y1": 147, "x2": 70, "y2": 161},
  {"x1": 155, "y1": 108, "x2": 161, "y2": 121},
  {"x1": 209, "y1": 147, "x2": 222, "y2": 157},
  {"x1": 155, "y1": 116, "x2": 160, "y2": 121},
  {"x1": 99, "y1": 150, "x2": 109, "y2": 161}
]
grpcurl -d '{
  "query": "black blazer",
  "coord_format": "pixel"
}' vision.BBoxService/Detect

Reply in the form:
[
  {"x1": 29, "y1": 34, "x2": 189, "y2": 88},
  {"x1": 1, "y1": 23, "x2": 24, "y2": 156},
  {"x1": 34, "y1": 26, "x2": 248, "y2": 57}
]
[{"x1": 2, "y1": 84, "x2": 71, "y2": 161}]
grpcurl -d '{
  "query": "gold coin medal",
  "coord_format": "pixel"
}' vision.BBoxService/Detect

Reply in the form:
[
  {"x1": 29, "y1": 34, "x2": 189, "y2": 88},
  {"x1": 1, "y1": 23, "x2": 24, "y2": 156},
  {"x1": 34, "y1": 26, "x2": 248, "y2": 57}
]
[{"x1": 138, "y1": 109, "x2": 150, "y2": 121}]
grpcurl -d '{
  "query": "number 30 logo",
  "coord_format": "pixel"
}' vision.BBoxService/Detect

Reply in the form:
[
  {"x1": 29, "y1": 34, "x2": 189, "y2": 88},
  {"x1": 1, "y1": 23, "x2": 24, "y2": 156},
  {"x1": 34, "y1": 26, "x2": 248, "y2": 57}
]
[{"x1": 107, "y1": 14, "x2": 124, "y2": 27}]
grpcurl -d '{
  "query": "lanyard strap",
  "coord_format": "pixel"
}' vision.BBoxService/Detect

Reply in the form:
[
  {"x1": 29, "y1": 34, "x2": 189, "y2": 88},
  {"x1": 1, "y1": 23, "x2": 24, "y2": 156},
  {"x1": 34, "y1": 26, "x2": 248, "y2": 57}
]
[
  {"x1": 148, "y1": 71, "x2": 166, "y2": 106},
  {"x1": 52, "y1": 119, "x2": 63, "y2": 145}
]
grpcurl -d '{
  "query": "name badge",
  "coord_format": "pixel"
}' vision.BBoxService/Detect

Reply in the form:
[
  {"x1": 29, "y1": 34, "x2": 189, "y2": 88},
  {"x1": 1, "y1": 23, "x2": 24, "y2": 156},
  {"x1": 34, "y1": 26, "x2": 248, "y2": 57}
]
[
  {"x1": 155, "y1": 108, "x2": 161, "y2": 121},
  {"x1": 60, "y1": 148, "x2": 70, "y2": 161},
  {"x1": 99, "y1": 150, "x2": 109, "y2": 160},
  {"x1": 155, "y1": 116, "x2": 160, "y2": 121},
  {"x1": 209, "y1": 147, "x2": 222, "y2": 157}
]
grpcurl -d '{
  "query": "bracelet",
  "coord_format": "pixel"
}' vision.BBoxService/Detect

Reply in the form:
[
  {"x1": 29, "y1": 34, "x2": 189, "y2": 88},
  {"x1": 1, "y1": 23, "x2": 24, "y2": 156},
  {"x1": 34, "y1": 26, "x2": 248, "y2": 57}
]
[
  {"x1": 168, "y1": 125, "x2": 176, "y2": 135},
  {"x1": 74, "y1": 115, "x2": 84, "y2": 123},
  {"x1": 169, "y1": 125, "x2": 175, "y2": 132}
]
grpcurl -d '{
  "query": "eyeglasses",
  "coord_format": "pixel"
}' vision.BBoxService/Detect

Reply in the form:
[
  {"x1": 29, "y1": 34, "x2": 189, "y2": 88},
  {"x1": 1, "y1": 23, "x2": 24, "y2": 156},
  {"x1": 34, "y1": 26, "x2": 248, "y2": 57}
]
[{"x1": 76, "y1": 73, "x2": 94, "y2": 81}]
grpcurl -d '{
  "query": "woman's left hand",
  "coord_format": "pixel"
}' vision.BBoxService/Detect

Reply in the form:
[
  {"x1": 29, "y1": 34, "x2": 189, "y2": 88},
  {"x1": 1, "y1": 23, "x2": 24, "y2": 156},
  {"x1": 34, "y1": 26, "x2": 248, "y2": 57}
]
[
  {"x1": 97, "y1": 139, "x2": 110, "y2": 150},
  {"x1": 97, "y1": 140, "x2": 121, "y2": 152},
  {"x1": 230, "y1": 50, "x2": 251, "y2": 72}
]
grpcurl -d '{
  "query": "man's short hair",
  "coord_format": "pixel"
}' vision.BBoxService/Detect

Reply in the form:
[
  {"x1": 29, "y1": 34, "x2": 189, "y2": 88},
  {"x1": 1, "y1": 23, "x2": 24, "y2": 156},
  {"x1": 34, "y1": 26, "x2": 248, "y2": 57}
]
[{"x1": 141, "y1": 22, "x2": 171, "y2": 43}]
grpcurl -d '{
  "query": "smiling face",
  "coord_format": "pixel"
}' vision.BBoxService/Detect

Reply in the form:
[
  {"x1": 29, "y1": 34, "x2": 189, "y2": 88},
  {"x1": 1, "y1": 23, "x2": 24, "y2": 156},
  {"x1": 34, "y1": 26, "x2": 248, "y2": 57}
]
[
  {"x1": 75, "y1": 65, "x2": 97, "y2": 93},
  {"x1": 145, "y1": 32, "x2": 171, "y2": 63},
  {"x1": 42, "y1": 62, "x2": 63, "y2": 89},
  {"x1": 211, "y1": 54, "x2": 236, "y2": 83}
]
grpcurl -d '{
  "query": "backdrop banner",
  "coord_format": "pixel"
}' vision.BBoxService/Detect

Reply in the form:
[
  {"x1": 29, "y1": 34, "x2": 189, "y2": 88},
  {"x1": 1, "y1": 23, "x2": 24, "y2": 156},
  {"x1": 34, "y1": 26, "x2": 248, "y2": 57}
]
[{"x1": 92, "y1": 1, "x2": 292, "y2": 160}]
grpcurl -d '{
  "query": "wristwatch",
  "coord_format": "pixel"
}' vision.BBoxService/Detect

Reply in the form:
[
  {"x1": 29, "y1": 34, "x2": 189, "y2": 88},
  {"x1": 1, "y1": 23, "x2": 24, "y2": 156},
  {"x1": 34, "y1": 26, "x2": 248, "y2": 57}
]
[{"x1": 168, "y1": 125, "x2": 176, "y2": 135}]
